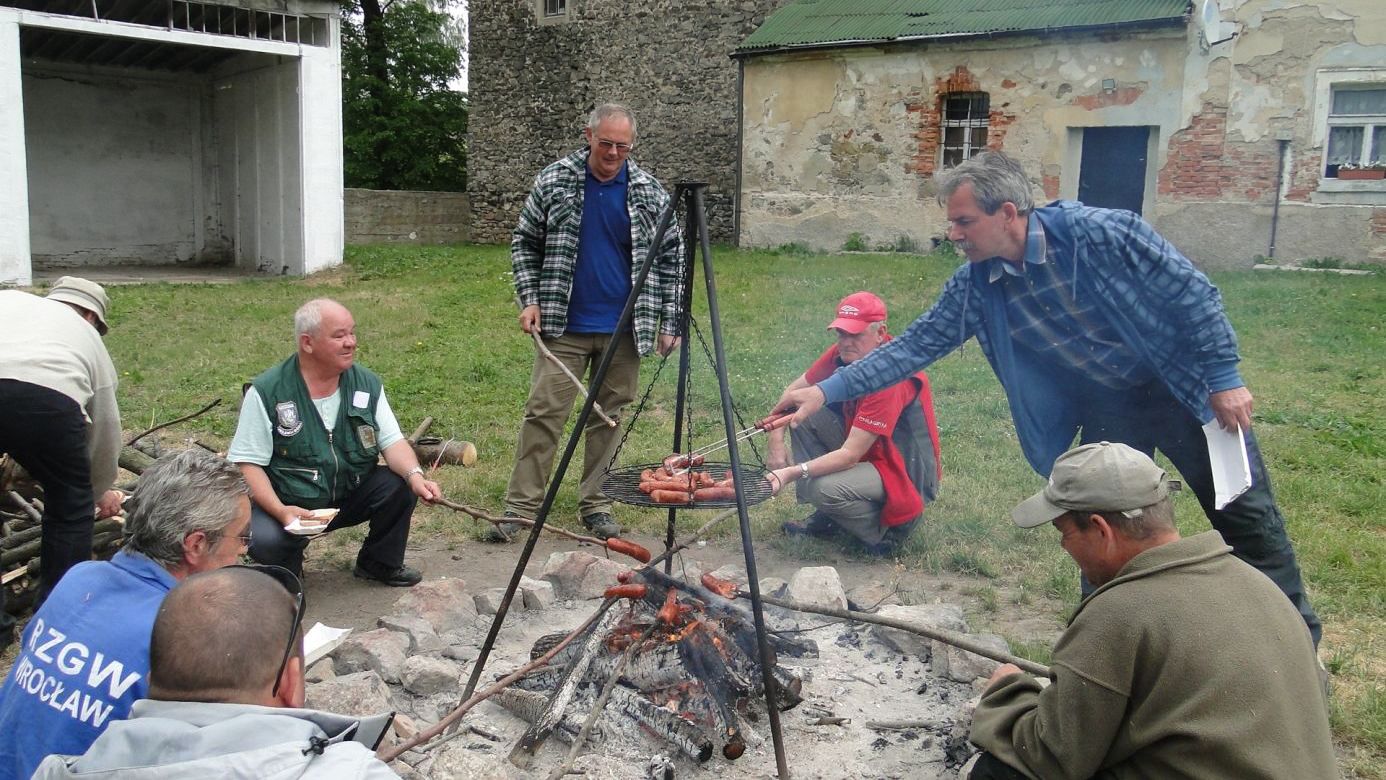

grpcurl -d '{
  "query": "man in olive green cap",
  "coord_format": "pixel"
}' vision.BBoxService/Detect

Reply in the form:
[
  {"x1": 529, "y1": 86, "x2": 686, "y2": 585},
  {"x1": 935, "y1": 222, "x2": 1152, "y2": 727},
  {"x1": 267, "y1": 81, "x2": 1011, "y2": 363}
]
[{"x1": 964, "y1": 441, "x2": 1336, "y2": 780}]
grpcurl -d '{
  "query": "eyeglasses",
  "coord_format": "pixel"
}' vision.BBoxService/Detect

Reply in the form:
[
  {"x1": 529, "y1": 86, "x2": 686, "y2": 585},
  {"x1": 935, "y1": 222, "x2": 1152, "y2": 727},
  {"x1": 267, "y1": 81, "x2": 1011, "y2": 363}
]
[
  {"x1": 594, "y1": 138, "x2": 633, "y2": 154},
  {"x1": 232, "y1": 531, "x2": 253, "y2": 547},
  {"x1": 228, "y1": 564, "x2": 305, "y2": 696}
]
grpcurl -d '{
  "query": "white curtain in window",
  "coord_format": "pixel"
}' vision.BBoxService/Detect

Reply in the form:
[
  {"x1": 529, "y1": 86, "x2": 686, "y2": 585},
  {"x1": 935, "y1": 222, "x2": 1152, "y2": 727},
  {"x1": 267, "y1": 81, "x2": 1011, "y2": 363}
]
[
  {"x1": 1372, "y1": 126, "x2": 1385, "y2": 165},
  {"x1": 1331, "y1": 88, "x2": 1386, "y2": 116},
  {"x1": 1327, "y1": 126, "x2": 1363, "y2": 165}
]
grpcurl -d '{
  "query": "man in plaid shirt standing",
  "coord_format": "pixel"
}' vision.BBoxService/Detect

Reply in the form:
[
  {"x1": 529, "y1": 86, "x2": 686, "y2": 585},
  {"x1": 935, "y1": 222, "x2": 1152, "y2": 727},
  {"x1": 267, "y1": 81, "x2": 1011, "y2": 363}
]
[
  {"x1": 494, "y1": 103, "x2": 684, "y2": 542},
  {"x1": 776, "y1": 151, "x2": 1320, "y2": 644}
]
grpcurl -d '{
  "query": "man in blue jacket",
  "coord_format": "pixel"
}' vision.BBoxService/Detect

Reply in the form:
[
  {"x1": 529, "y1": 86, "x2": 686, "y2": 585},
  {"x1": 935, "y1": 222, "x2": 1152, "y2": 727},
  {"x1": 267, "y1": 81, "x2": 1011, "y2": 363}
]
[
  {"x1": 0, "y1": 449, "x2": 252, "y2": 779},
  {"x1": 776, "y1": 150, "x2": 1319, "y2": 643}
]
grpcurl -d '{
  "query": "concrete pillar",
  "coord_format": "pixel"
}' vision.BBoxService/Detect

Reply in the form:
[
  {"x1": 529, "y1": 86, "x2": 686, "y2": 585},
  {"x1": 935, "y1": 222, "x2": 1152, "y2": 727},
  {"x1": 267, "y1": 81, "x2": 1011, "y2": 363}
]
[
  {"x1": 0, "y1": 16, "x2": 31, "y2": 285},
  {"x1": 298, "y1": 26, "x2": 344, "y2": 276}
]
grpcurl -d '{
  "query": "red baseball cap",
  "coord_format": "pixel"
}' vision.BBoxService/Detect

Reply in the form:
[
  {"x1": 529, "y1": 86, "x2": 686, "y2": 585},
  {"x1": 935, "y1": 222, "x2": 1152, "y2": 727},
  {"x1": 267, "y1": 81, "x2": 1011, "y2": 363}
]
[{"x1": 827, "y1": 291, "x2": 887, "y2": 334}]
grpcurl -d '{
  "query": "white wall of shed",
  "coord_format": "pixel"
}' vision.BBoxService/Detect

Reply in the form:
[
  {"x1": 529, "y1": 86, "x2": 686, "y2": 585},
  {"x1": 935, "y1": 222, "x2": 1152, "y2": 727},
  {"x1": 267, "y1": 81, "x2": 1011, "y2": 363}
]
[
  {"x1": 0, "y1": 18, "x2": 31, "y2": 285},
  {"x1": 299, "y1": 38, "x2": 344, "y2": 276}
]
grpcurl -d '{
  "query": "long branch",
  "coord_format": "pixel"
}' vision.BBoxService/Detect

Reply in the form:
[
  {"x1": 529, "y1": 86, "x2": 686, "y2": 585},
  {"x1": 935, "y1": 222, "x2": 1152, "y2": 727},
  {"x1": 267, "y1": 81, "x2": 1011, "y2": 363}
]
[
  {"x1": 125, "y1": 398, "x2": 221, "y2": 447},
  {"x1": 744, "y1": 592, "x2": 1051, "y2": 677},
  {"x1": 436, "y1": 498, "x2": 617, "y2": 550},
  {"x1": 377, "y1": 599, "x2": 616, "y2": 762}
]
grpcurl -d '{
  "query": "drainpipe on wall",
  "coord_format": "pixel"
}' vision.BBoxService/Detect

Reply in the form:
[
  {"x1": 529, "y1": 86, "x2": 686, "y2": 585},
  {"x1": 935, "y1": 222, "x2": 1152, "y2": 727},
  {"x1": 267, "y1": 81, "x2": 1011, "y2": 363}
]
[
  {"x1": 1267, "y1": 137, "x2": 1290, "y2": 260},
  {"x1": 732, "y1": 58, "x2": 745, "y2": 248}
]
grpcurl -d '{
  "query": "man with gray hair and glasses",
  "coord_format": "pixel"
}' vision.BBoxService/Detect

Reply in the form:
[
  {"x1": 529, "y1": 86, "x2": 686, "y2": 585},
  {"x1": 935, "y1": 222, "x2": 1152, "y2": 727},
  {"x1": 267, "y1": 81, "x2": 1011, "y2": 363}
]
[
  {"x1": 496, "y1": 102, "x2": 684, "y2": 542},
  {"x1": 963, "y1": 442, "x2": 1336, "y2": 780},
  {"x1": 33, "y1": 566, "x2": 400, "y2": 779},
  {"x1": 775, "y1": 150, "x2": 1320, "y2": 645},
  {"x1": 0, "y1": 449, "x2": 251, "y2": 780}
]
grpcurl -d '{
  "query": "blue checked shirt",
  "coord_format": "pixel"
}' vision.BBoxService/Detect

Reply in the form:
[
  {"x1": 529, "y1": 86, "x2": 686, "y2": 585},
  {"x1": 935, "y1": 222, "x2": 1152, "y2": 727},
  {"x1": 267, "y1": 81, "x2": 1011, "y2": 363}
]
[
  {"x1": 512, "y1": 149, "x2": 685, "y2": 356},
  {"x1": 819, "y1": 202, "x2": 1243, "y2": 475}
]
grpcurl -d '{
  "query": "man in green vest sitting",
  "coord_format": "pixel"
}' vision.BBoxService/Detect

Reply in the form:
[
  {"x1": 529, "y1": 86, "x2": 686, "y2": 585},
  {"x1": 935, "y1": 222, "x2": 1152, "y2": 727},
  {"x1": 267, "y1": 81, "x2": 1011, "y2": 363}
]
[{"x1": 228, "y1": 299, "x2": 442, "y2": 586}]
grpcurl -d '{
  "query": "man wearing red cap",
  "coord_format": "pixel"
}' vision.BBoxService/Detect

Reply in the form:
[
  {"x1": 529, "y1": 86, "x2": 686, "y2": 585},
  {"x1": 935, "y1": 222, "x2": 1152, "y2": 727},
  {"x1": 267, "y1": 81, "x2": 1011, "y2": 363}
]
[{"x1": 766, "y1": 292, "x2": 941, "y2": 555}]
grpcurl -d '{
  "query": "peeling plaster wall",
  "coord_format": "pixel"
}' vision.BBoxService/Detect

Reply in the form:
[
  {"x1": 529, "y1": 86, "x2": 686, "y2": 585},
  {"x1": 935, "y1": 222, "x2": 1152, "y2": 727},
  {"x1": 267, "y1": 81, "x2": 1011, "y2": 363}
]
[
  {"x1": 740, "y1": 1, "x2": 1386, "y2": 267},
  {"x1": 740, "y1": 29, "x2": 1190, "y2": 253}
]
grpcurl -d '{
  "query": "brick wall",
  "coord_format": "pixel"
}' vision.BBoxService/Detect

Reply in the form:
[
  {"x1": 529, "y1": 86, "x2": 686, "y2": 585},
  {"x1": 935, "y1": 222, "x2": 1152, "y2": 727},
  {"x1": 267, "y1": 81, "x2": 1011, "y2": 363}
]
[{"x1": 344, "y1": 189, "x2": 470, "y2": 245}]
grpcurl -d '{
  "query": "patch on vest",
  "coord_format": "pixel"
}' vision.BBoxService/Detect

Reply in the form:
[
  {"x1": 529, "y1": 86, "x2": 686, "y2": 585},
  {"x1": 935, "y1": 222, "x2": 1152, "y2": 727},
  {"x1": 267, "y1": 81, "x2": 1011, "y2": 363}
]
[
  {"x1": 274, "y1": 401, "x2": 304, "y2": 437},
  {"x1": 357, "y1": 425, "x2": 377, "y2": 450}
]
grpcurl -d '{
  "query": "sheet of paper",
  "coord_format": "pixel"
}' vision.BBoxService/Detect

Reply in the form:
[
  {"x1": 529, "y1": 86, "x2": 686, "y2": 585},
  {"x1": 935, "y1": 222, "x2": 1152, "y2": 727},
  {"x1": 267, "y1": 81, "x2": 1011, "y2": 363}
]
[
  {"x1": 303, "y1": 622, "x2": 353, "y2": 667},
  {"x1": 1203, "y1": 420, "x2": 1251, "y2": 509}
]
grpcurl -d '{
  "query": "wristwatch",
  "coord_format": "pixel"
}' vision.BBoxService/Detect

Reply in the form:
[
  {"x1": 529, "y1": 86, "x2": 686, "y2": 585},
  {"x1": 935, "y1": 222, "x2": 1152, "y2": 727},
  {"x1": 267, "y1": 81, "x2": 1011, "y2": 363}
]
[
  {"x1": 798, "y1": 462, "x2": 811, "y2": 481},
  {"x1": 404, "y1": 465, "x2": 425, "y2": 480}
]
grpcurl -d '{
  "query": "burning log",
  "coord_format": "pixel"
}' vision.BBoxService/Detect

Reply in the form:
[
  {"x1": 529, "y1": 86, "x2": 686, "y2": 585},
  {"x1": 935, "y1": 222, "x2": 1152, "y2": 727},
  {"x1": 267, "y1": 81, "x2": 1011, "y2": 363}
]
[
  {"x1": 509, "y1": 610, "x2": 618, "y2": 768},
  {"x1": 489, "y1": 688, "x2": 597, "y2": 744}
]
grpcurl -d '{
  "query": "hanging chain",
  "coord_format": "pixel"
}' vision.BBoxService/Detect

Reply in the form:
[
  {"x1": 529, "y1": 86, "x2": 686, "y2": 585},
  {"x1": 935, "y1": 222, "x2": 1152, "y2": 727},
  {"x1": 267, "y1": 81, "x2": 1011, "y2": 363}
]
[{"x1": 687, "y1": 318, "x2": 766, "y2": 467}]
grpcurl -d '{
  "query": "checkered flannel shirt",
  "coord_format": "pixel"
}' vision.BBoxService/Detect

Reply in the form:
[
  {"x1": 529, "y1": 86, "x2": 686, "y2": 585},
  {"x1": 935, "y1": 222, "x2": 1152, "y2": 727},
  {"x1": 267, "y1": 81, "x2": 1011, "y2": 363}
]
[{"x1": 511, "y1": 149, "x2": 685, "y2": 356}]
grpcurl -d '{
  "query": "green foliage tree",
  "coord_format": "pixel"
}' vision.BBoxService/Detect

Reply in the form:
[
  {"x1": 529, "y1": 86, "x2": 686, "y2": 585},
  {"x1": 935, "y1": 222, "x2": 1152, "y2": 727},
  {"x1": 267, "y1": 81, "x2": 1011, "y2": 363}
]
[{"x1": 341, "y1": 0, "x2": 468, "y2": 192}]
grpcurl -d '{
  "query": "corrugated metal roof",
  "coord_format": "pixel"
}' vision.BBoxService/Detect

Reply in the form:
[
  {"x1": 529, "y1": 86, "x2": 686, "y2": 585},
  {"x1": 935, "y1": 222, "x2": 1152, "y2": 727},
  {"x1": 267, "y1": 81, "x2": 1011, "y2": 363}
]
[{"x1": 736, "y1": 0, "x2": 1190, "y2": 54}]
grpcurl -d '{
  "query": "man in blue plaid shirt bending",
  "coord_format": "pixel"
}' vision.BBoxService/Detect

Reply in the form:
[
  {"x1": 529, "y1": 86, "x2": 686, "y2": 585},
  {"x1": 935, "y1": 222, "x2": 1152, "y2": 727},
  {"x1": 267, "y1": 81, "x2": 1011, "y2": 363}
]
[
  {"x1": 776, "y1": 151, "x2": 1320, "y2": 644},
  {"x1": 494, "y1": 103, "x2": 684, "y2": 543}
]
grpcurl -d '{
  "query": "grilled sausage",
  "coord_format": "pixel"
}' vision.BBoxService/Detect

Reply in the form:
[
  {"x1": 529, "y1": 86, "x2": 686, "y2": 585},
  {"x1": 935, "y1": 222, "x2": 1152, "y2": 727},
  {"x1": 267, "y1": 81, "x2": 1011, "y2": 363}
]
[
  {"x1": 605, "y1": 538, "x2": 652, "y2": 563},
  {"x1": 603, "y1": 584, "x2": 648, "y2": 600},
  {"x1": 650, "y1": 489, "x2": 694, "y2": 504},
  {"x1": 693, "y1": 485, "x2": 736, "y2": 502}
]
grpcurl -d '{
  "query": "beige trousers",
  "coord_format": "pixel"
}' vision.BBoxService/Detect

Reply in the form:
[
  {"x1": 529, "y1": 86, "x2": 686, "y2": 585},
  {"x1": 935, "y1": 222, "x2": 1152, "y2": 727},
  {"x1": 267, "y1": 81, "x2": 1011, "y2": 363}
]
[{"x1": 505, "y1": 332, "x2": 641, "y2": 518}]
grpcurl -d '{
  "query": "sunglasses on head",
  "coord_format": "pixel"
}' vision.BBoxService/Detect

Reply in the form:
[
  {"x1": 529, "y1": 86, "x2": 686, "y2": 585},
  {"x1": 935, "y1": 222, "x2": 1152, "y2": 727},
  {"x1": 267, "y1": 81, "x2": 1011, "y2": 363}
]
[{"x1": 227, "y1": 564, "x2": 305, "y2": 697}]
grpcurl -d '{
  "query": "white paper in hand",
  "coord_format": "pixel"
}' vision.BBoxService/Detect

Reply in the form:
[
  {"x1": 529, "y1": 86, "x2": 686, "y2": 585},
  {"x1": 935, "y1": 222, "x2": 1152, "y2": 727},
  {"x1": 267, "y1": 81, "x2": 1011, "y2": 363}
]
[
  {"x1": 303, "y1": 623, "x2": 353, "y2": 667},
  {"x1": 1202, "y1": 420, "x2": 1251, "y2": 509}
]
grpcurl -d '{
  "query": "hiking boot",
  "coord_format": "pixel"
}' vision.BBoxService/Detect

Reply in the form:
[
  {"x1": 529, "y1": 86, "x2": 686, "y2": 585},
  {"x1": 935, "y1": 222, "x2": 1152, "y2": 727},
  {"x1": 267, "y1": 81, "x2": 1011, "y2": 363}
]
[
  {"x1": 581, "y1": 512, "x2": 622, "y2": 540},
  {"x1": 484, "y1": 511, "x2": 525, "y2": 543},
  {"x1": 353, "y1": 560, "x2": 423, "y2": 587},
  {"x1": 782, "y1": 510, "x2": 838, "y2": 539}
]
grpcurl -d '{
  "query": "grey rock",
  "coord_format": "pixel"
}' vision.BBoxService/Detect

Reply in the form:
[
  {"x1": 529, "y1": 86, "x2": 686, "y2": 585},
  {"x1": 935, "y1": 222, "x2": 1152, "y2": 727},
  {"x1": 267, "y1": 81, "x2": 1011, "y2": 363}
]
[
  {"x1": 573, "y1": 556, "x2": 632, "y2": 600},
  {"x1": 305, "y1": 657, "x2": 335, "y2": 683},
  {"x1": 427, "y1": 739, "x2": 519, "y2": 779},
  {"x1": 391, "y1": 578, "x2": 477, "y2": 636},
  {"x1": 937, "y1": 633, "x2": 1011, "y2": 683},
  {"x1": 706, "y1": 563, "x2": 747, "y2": 586},
  {"x1": 758, "y1": 576, "x2": 788, "y2": 599},
  {"x1": 401, "y1": 655, "x2": 463, "y2": 696},
  {"x1": 333, "y1": 628, "x2": 410, "y2": 683},
  {"x1": 305, "y1": 670, "x2": 393, "y2": 717},
  {"x1": 846, "y1": 580, "x2": 902, "y2": 612},
  {"x1": 442, "y1": 643, "x2": 478, "y2": 663},
  {"x1": 540, "y1": 551, "x2": 598, "y2": 599},
  {"x1": 519, "y1": 576, "x2": 555, "y2": 610},
  {"x1": 787, "y1": 566, "x2": 848, "y2": 611},
  {"x1": 872, "y1": 603, "x2": 970, "y2": 659},
  {"x1": 473, "y1": 587, "x2": 519, "y2": 616},
  {"x1": 378, "y1": 614, "x2": 445, "y2": 654}
]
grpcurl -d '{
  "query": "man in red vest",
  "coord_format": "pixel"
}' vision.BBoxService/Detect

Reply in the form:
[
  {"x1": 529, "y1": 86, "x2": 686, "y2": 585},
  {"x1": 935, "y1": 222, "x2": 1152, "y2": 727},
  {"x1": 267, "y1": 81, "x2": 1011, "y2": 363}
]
[{"x1": 767, "y1": 292, "x2": 942, "y2": 556}]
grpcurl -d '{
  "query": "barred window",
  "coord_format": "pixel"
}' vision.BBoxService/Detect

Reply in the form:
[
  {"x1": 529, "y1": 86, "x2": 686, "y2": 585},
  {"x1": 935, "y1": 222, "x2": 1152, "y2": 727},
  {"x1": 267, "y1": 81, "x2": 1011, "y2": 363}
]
[
  {"x1": 1324, "y1": 86, "x2": 1386, "y2": 176},
  {"x1": 941, "y1": 93, "x2": 989, "y2": 168}
]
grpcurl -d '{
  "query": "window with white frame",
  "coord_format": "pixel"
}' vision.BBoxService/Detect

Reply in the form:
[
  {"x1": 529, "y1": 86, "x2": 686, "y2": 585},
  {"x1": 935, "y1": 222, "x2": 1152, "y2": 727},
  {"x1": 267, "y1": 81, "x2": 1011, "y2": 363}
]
[
  {"x1": 1324, "y1": 86, "x2": 1386, "y2": 176},
  {"x1": 940, "y1": 93, "x2": 989, "y2": 168},
  {"x1": 544, "y1": 0, "x2": 566, "y2": 17}
]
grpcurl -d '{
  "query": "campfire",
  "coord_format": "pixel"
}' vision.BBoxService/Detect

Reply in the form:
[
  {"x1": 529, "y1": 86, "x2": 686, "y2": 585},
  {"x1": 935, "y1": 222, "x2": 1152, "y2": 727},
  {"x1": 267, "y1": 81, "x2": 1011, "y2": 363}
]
[{"x1": 493, "y1": 566, "x2": 813, "y2": 766}]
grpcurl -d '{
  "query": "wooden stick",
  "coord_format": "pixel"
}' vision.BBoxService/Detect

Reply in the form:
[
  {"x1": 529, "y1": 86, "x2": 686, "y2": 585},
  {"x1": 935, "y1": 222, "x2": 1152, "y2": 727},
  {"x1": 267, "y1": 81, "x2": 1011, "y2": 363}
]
[
  {"x1": 434, "y1": 499, "x2": 649, "y2": 563},
  {"x1": 743, "y1": 593, "x2": 1051, "y2": 678},
  {"x1": 6, "y1": 492, "x2": 41, "y2": 523},
  {"x1": 865, "y1": 719, "x2": 932, "y2": 731},
  {"x1": 531, "y1": 331, "x2": 617, "y2": 428},
  {"x1": 407, "y1": 417, "x2": 434, "y2": 444},
  {"x1": 125, "y1": 398, "x2": 222, "y2": 447},
  {"x1": 377, "y1": 599, "x2": 616, "y2": 763}
]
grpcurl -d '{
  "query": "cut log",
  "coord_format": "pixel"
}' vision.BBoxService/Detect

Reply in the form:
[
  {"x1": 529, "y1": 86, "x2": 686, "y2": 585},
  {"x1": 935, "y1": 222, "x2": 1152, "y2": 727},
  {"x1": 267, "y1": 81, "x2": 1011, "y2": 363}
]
[
  {"x1": 606, "y1": 685, "x2": 713, "y2": 763},
  {"x1": 508, "y1": 610, "x2": 614, "y2": 768},
  {"x1": 1, "y1": 518, "x2": 123, "y2": 568},
  {"x1": 119, "y1": 447, "x2": 155, "y2": 476},
  {"x1": 412, "y1": 438, "x2": 477, "y2": 468}
]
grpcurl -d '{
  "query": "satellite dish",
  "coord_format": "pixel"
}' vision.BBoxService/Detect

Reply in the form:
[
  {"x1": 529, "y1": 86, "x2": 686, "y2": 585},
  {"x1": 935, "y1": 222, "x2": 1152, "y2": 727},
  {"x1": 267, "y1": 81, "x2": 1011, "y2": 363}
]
[{"x1": 1198, "y1": 0, "x2": 1233, "y2": 51}]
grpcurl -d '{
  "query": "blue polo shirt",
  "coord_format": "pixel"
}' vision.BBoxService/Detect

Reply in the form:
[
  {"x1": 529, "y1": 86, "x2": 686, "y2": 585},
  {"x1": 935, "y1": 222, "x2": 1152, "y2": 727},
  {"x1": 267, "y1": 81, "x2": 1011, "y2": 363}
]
[
  {"x1": 568, "y1": 163, "x2": 633, "y2": 333},
  {"x1": 0, "y1": 550, "x2": 177, "y2": 779}
]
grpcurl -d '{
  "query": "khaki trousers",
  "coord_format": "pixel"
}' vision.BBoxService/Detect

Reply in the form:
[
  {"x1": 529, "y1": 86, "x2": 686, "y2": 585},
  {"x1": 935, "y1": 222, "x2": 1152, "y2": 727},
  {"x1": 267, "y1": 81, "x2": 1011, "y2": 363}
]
[
  {"x1": 505, "y1": 332, "x2": 641, "y2": 518},
  {"x1": 791, "y1": 407, "x2": 916, "y2": 547}
]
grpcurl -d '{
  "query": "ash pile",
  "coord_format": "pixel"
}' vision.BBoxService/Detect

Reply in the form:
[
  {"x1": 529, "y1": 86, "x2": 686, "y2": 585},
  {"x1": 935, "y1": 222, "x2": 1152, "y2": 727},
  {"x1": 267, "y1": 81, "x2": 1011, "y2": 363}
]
[{"x1": 309, "y1": 553, "x2": 1016, "y2": 779}]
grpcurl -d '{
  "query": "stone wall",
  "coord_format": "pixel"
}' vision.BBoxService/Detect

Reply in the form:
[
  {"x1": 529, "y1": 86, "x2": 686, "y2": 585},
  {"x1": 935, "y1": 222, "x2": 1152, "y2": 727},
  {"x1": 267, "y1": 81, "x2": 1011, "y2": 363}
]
[
  {"x1": 344, "y1": 189, "x2": 470, "y2": 245},
  {"x1": 467, "y1": 0, "x2": 787, "y2": 245}
]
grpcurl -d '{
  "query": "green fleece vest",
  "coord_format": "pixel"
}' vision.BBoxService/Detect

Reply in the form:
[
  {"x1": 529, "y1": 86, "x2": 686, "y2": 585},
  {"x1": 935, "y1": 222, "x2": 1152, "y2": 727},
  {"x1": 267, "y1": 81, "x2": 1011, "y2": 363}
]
[{"x1": 250, "y1": 355, "x2": 383, "y2": 509}]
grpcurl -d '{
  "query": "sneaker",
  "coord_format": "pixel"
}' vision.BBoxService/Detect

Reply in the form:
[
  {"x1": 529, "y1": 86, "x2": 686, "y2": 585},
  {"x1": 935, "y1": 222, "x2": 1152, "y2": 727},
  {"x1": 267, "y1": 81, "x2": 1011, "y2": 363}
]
[
  {"x1": 581, "y1": 512, "x2": 622, "y2": 540},
  {"x1": 483, "y1": 511, "x2": 525, "y2": 543},
  {"x1": 353, "y1": 560, "x2": 423, "y2": 587},
  {"x1": 782, "y1": 511, "x2": 838, "y2": 539}
]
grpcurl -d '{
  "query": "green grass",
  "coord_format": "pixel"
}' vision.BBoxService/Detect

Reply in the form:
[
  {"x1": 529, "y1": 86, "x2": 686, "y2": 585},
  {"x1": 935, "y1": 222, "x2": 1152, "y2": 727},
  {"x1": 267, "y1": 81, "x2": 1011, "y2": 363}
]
[{"x1": 100, "y1": 243, "x2": 1385, "y2": 775}]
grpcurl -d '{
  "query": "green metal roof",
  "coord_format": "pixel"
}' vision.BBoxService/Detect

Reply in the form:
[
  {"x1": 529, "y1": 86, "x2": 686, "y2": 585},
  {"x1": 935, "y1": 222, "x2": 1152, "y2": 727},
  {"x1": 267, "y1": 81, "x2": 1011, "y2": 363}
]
[{"x1": 736, "y1": 0, "x2": 1190, "y2": 55}]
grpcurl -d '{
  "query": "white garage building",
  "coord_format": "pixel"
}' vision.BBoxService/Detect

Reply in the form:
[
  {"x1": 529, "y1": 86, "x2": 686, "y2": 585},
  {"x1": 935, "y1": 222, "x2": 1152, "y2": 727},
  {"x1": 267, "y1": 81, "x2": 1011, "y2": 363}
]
[{"x1": 0, "y1": 0, "x2": 343, "y2": 285}]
